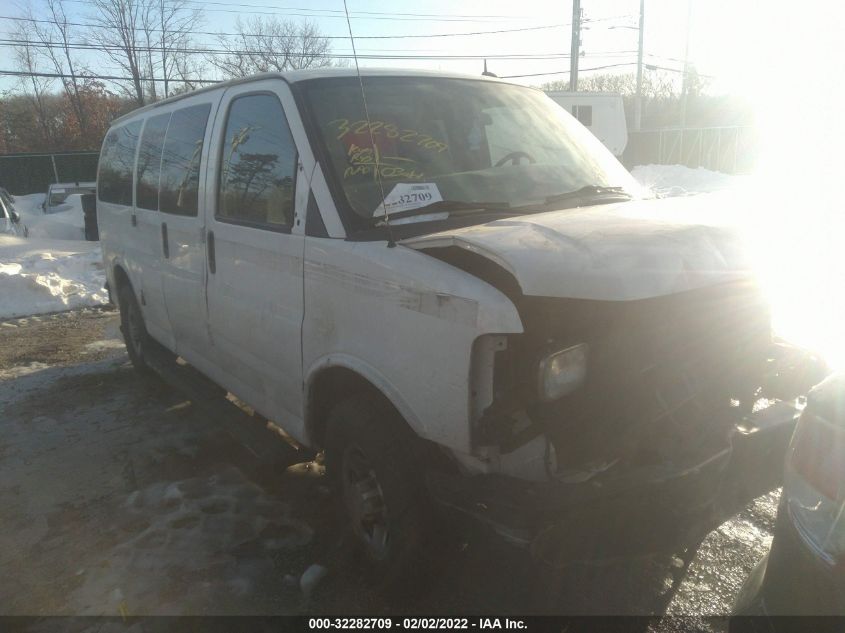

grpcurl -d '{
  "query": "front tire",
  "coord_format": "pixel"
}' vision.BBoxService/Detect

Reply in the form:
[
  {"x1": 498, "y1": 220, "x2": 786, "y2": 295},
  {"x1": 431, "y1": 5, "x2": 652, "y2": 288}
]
[{"x1": 325, "y1": 394, "x2": 430, "y2": 592}]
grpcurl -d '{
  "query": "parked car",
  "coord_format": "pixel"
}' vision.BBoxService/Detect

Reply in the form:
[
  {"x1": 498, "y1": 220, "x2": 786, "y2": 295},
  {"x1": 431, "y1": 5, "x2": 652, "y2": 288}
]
[
  {"x1": 97, "y1": 69, "x2": 826, "y2": 587},
  {"x1": 0, "y1": 186, "x2": 15, "y2": 206},
  {"x1": 733, "y1": 373, "x2": 845, "y2": 623},
  {"x1": 42, "y1": 181, "x2": 96, "y2": 213},
  {"x1": 0, "y1": 195, "x2": 27, "y2": 237}
]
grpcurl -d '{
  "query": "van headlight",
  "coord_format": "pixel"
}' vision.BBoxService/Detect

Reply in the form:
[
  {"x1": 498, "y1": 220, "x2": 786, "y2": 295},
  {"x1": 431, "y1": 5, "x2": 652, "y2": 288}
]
[{"x1": 537, "y1": 343, "x2": 588, "y2": 402}]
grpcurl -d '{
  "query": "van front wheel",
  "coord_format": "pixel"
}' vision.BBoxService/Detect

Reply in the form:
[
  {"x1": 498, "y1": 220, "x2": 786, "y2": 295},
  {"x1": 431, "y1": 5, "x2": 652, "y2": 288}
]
[
  {"x1": 118, "y1": 284, "x2": 151, "y2": 373},
  {"x1": 325, "y1": 394, "x2": 430, "y2": 592}
]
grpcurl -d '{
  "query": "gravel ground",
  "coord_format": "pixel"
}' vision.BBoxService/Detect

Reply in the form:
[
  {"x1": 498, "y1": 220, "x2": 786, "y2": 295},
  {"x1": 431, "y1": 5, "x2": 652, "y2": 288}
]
[{"x1": 0, "y1": 309, "x2": 780, "y2": 626}]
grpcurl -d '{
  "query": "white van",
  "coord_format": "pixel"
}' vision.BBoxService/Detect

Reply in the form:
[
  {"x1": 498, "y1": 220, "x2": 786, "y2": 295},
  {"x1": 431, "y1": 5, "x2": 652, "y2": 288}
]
[
  {"x1": 98, "y1": 69, "x2": 822, "y2": 586},
  {"x1": 544, "y1": 91, "x2": 628, "y2": 156}
]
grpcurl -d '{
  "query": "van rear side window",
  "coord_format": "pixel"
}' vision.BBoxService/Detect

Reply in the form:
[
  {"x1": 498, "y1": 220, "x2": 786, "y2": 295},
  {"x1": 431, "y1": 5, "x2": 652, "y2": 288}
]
[
  {"x1": 136, "y1": 113, "x2": 171, "y2": 211},
  {"x1": 159, "y1": 104, "x2": 211, "y2": 216},
  {"x1": 98, "y1": 121, "x2": 142, "y2": 205}
]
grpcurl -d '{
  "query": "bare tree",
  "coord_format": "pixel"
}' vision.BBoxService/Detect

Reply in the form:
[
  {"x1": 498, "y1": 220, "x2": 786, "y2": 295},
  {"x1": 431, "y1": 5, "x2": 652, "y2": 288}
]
[
  {"x1": 9, "y1": 22, "x2": 57, "y2": 148},
  {"x1": 209, "y1": 17, "x2": 334, "y2": 78},
  {"x1": 89, "y1": 0, "x2": 203, "y2": 105},
  {"x1": 154, "y1": 0, "x2": 202, "y2": 97},
  {"x1": 20, "y1": 0, "x2": 90, "y2": 136},
  {"x1": 542, "y1": 72, "x2": 681, "y2": 98},
  {"x1": 170, "y1": 50, "x2": 208, "y2": 93},
  {"x1": 89, "y1": 0, "x2": 146, "y2": 104},
  {"x1": 140, "y1": 0, "x2": 158, "y2": 102}
]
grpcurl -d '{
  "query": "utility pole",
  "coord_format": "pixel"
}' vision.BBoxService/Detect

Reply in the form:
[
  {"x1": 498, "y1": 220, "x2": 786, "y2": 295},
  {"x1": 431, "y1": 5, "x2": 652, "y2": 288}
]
[
  {"x1": 634, "y1": 0, "x2": 645, "y2": 130},
  {"x1": 569, "y1": 0, "x2": 581, "y2": 91},
  {"x1": 160, "y1": 0, "x2": 168, "y2": 98},
  {"x1": 679, "y1": 0, "x2": 693, "y2": 128}
]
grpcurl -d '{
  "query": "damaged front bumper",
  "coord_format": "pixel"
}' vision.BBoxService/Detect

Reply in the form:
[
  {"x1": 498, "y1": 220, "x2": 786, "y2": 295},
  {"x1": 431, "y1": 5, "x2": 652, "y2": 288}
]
[{"x1": 428, "y1": 400, "x2": 802, "y2": 567}]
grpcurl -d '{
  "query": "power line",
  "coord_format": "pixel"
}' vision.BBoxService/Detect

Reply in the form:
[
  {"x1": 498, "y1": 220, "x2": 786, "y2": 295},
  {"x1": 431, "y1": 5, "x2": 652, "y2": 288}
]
[
  {"x1": 2, "y1": 61, "x2": 704, "y2": 89},
  {"x1": 0, "y1": 14, "x2": 572, "y2": 38},
  {"x1": 60, "y1": 0, "x2": 541, "y2": 22},
  {"x1": 1, "y1": 56, "x2": 651, "y2": 85},
  {"x1": 0, "y1": 39, "x2": 640, "y2": 61},
  {"x1": 0, "y1": 34, "x2": 589, "y2": 53},
  {"x1": 501, "y1": 62, "x2": 638, "y2": 79},
  {"x1": 60, "y1": 0, "x2": 635, "y2": 23},
  {"x1": 501, "y1": 61, "x2": 713, "y2": 80},
  {"x1": 569, "y1": 0, "x2": 581, "y2": 90},
  {"x1": 0, "y1": 68, "x2": 217, "y2": 83},
  {"x1": 645, "y1": 63, "x2": 713, "y2": 78}
]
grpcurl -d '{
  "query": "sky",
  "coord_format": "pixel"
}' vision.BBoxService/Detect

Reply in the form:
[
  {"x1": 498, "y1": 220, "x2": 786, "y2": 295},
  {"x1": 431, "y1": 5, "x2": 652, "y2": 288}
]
[{"x1": 2, "y1": 0, "x2": 840, "y2": 97}]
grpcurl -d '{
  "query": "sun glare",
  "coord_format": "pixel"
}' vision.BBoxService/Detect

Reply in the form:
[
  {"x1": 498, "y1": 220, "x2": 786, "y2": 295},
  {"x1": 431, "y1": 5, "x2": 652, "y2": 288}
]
[{"x1": 743, "y1": 18, "x2": 845, "y2": 370}]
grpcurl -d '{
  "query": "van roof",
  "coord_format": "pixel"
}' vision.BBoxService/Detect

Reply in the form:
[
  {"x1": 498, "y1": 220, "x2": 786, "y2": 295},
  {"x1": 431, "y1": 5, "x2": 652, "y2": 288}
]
[{"x1": 110, "y1": 68, "x2": 526, "y2": 125}]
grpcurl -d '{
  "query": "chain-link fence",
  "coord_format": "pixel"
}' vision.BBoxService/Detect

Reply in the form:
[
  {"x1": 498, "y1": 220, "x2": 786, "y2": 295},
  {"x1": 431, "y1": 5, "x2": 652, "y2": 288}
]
[
  {"x1": 622, "y1": 126, "x2": 758, "y2": 174},
  {"x1": 0, "y1": 128, "x2": 755, "y2": 198},
  {"x1": 0, "y1": 151, "x2": 99, "y2": 196}
]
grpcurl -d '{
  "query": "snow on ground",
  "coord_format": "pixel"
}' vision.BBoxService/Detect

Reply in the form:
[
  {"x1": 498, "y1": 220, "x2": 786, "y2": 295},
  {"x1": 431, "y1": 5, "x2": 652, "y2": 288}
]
[
  {"x1": 0, "y1": 192, "x2": 107, "y2": 319},
  {"x1": 0, "y1": 235, "x2": 107, "y2": 319},
  {"x1": 632, "y1": 164, "x2": 748, "y2": 197}
]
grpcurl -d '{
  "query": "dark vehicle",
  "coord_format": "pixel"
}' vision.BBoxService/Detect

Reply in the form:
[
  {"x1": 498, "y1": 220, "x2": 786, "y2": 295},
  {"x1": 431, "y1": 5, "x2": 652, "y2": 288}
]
[
  {"x1": 0, "y1": 186, "x2": 15, "y2": 206},
  {"x1": 0, "y1": 195, "x2": 26, "y2": 237},
  {"x1": 81, "y1": 193, "x2": 98, "y2": 241},
  {"x1": 734, "y1": 373, "x2": 845, "y2": 624}
]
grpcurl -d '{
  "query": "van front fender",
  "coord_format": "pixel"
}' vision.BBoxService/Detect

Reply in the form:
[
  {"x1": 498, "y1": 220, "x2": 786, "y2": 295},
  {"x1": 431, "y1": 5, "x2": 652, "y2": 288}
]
[{"x1": 303, "y1": 353, "x2": 427, "y2": 447}]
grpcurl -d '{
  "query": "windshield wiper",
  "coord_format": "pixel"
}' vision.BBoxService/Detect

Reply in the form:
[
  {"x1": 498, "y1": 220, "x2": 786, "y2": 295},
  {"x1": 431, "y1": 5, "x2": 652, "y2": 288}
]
[
  {"x1": 375, "y1": 199, "x2": 513, "y2": 223},
  {"x1": 541, "y1": 185, "x2": 633, "y2": 206}
]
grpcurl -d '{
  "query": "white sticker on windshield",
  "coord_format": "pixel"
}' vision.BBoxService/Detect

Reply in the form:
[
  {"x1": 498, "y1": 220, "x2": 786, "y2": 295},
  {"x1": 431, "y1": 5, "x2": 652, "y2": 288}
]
[{"x1": 373, "y1": 182, "x2": 443, "y2": 217}]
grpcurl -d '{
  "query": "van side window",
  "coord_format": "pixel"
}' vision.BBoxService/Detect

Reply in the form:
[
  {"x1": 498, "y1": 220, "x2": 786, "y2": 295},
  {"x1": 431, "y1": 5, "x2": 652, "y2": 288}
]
[
  {"x1": 135, "y1": 113, "x2": 171, "y2": 211},
  {"x1": 218, "y1": 94, "x2": 297, "y2": 229},
  {"x1": 159, "y1": 104, "x2": 211, "y2": 216},
  {"x1": 98, "y1": 121, "x2": 142, "y2": 205}
]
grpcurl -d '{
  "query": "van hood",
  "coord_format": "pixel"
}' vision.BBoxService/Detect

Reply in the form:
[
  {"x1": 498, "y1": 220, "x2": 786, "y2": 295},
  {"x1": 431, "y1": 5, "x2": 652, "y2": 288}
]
[{"x1": 402, "y1": 195, "x2": 754, "y2": 301}]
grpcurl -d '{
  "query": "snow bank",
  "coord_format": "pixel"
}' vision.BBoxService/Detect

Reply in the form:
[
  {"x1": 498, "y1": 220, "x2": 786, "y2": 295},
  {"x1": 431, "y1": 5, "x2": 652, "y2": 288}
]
[
  {"x1": 13, "y1": 192, "x2": 86, "y2": 240},
  {"x1": 631, "y1": 164, "x2": 748, "y2": 198},
  {"x1": 0, "y1": 235, "x2": 107, "y2": 319},
  {"x1": 0, "y1": 191, "x2": 106, "y2": 318}
]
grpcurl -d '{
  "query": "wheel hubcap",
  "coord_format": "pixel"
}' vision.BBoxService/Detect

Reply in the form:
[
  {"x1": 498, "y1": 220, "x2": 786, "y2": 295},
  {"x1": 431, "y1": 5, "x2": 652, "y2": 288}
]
[{"x1": 341, "y1": 445, "x2": 389, "y2": 560}]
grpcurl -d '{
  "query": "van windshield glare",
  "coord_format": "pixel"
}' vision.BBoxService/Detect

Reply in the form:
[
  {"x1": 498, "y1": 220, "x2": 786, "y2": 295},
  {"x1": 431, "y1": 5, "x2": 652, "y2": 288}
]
[{"x1": 299, "y1": 77, "x2": 641, "y2": 227}]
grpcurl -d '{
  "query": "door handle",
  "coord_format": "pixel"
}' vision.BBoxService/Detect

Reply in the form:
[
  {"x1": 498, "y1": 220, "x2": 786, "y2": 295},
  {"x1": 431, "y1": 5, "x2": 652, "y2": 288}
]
[
  {"x1": 161, "y1": 223, "x2": 169, "y2": 259},
  {"x1": 207, "y1": 230, "x2": 216, "y2": 274}
]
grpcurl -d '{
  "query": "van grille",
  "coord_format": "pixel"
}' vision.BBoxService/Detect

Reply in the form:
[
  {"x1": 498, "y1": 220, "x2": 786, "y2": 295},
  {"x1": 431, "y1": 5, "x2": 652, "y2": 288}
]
[{"x1": 514, "y1": 280, "x2": 772, "y2": 469}]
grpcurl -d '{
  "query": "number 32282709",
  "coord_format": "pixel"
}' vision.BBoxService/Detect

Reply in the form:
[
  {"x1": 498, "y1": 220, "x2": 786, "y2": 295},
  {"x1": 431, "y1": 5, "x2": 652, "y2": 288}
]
[{"x1": 330, "y1": 119, "x2": 448, "y2": 153}]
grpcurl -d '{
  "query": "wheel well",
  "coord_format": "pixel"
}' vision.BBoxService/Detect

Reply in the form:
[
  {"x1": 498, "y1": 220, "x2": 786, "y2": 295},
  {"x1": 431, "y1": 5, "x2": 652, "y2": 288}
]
[
  {"x1": 112, "y1": 264, "x2": 131, "y2": 296},
  {"x1": 307, "y1": 367, "x2": 400, "y2": 449}
]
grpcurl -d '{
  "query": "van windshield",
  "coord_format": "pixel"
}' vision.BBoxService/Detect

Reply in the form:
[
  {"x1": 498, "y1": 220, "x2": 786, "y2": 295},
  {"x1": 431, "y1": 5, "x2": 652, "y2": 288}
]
[{"x1": 299, "y1": 76, "x2": 641, "y2": 227}]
